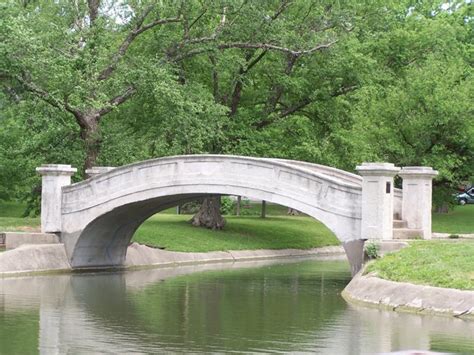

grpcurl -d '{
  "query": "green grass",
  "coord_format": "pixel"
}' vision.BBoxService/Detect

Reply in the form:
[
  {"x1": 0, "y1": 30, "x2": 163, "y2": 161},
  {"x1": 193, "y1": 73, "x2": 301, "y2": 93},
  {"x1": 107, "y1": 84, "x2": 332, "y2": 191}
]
[
  {"x1": 366, "y1": 240, "x2": 474, "y2": 290},
  {"x1": 432, "y1": 205, "x2": 474, "y2": 234},
  {"x1": 132, "y1": 214, "x2": 338, "y2": 252},
  {"x1": 0, "y1": 201, "x2": 40, "y2": 232}
]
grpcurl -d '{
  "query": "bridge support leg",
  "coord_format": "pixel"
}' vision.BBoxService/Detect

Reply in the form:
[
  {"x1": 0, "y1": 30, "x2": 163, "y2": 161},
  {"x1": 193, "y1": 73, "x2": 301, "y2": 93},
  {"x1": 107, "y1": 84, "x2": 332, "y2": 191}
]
[
  {"x1": 356, "y1": 163, "x2": 400, "y2": 241},
  {"x1": 399, "y1": 167, "x2": 438, "y2": 239},
  {"x1": 36, "y1": 165, "x2": 77, "y2": 233},
  {"x1": 343, "y1": 239, "x2": 367, "y2": 277}
]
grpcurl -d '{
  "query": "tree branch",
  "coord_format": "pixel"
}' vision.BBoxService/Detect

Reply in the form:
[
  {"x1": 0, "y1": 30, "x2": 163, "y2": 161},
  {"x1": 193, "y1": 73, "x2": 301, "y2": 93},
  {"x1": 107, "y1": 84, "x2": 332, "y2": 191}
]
[
  {"x1": 98, "y1": 6, "x2": 181, "y2": 81},
  {"x1": 217, "y1": 41, "x2": 336, "y2": 57},
  {"x1": 15, "y1": 74, "x2": 84, "y2": 117},
  {"x1": 87, "y1": 0, "x2": 100, "y2": 26},
  {"x1": 208, "y1": 55, "x2": 219, "y2": 101},
  {"x1": 228, "y1": 50, "x2": 267, "y2": 116},
  {"x1": 279, "y1": 98, "x2": 312, "y2": 118},
  {"x1": 98, "y1": 85, "x2": 136, "y2": 116},
  {"x1": 172, "y1": 40, "x2": 336, "y2": 62}
]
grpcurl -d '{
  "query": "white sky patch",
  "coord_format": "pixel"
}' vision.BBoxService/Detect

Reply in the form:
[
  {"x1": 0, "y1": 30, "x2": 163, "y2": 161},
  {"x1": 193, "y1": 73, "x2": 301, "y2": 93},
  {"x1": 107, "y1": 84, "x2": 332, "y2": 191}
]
[{"x1": 101, "y1": 0, "x2": 134, "y2": 25}]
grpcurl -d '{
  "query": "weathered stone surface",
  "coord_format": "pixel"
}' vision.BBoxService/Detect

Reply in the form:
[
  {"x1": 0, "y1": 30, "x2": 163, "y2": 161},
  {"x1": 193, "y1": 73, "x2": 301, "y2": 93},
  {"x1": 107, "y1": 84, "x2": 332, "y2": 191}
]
[
  {"x1": 36, "y1": 164, "x2": 76, "y2": 233},
  {"x1": 342, "y1": 272, "x2": 474, "y2": 319},
  {"x1": 356, "y1": 163, "x2": 400, "y2": 241},
  {"x1": 0, "y1": 244, "x2": 70, "y2": 274},
  {"x1": 4, "y1": 232, "x2": 60, "y2": 250},
  {"x1": 125, "y1": 243, "x2": 344, "y2": 267},
  {"x1": 35, "y1": 155, "x2": 437, "y2": 271},
  {"x1": 399, "y1": 167, "x2": 438, "y2": 239},
  {"x1": 54, "y1": 155, "x2": 362, "y2": 268}
]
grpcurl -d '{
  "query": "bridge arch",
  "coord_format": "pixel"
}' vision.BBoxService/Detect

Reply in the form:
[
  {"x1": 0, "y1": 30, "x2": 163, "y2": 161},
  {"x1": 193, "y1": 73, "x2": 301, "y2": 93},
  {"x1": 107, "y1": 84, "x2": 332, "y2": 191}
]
[{"x1": 54, "y1": 155, "x2": 362, "y2": 268}]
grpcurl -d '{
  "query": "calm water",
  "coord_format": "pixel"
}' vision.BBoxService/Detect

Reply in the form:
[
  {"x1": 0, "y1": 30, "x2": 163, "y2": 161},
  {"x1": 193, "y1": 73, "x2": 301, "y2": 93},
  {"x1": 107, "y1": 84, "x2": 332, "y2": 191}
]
[{"x1": 0, "y1": 257, "x2": 473, "y2": 354}]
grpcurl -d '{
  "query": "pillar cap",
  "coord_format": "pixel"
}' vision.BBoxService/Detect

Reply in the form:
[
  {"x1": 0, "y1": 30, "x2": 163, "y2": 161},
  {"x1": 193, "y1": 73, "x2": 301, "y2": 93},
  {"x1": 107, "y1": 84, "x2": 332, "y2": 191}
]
[
  {"x1": 399, "y1": 166, "x2": 438, "y2": 179},
  {"x1": 36, "y1": 164, "x2": 77, "y2": 176},
  {"x1": 85, "y1": 166, "x2": 115, "y2": 177},
  {"x1": 356, "y1": 162, "x2": 400, "y2": 177}
]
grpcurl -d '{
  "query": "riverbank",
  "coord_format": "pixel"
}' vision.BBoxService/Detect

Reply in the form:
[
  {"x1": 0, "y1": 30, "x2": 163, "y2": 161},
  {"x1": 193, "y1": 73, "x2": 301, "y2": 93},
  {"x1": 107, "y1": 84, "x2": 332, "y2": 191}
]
[
  {"x1": 366, "y1": 240, "x2": 474, "y2": 290},
  {"x1": 343, "y1": 240, "x2": 474, "y2": 319},
  {"x1": 342, "y1": 270, "x2": 474, "y2": 320},
  {"x1": 0, "y1": 242, "x2": 345, "y2": 276}
]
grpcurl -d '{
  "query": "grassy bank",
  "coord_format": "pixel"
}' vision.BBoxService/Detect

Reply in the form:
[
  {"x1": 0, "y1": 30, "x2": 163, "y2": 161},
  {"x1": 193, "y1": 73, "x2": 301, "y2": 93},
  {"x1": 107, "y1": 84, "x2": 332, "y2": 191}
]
[{"x1": 366, "y1": 240, "x2": 474, "y2": 290}]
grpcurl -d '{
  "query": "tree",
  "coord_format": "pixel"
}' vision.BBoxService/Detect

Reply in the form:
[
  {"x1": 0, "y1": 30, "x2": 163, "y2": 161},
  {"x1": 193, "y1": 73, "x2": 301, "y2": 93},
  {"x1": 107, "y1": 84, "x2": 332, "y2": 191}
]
[{"x1": 346, "y1": 4, "x2": 473, "y2": 209}]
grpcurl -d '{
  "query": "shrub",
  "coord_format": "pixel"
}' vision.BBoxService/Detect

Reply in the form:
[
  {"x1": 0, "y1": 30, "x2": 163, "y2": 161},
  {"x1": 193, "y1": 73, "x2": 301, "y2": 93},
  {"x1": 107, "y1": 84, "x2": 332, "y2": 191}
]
[{"x1": 365, "y1": 242, "x2": 380, "y2": 259}]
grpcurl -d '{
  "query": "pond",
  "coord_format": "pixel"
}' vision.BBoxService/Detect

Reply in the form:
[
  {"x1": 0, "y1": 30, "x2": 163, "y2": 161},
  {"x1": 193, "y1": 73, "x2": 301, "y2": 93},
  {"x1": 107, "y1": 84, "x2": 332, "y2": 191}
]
[{"x1": 0, "y1": 257, "x2": 473, "y2": 354}]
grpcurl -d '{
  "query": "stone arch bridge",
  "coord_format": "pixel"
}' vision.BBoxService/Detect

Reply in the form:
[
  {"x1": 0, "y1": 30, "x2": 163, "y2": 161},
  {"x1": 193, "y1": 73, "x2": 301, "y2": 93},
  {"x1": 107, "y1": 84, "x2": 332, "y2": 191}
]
[{"x1": 37, "y1": 155, "x2": 437, "y2": 274}]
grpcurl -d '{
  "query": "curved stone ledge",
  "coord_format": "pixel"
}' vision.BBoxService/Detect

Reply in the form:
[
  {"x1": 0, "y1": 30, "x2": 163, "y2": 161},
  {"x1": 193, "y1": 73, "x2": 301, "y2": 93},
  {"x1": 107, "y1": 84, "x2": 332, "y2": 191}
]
[
  {"x1": 342, "y1": 272, "x2": 474, "y2": 320},
  {"x1": 0, "y1": 243, "x2": 344, "y2": 276}
]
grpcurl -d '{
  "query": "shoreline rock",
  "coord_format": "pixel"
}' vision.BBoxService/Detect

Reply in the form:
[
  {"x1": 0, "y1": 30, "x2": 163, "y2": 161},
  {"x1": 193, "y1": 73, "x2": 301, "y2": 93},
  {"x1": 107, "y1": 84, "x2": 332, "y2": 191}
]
[{"x1": 342, "y1": 271, "x2": 474, "y2": 320}]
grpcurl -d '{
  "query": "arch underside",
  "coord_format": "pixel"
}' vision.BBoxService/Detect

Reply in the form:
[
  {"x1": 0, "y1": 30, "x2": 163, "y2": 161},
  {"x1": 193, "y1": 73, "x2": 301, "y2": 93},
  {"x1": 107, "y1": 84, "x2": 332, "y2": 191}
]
[
  {"x1": 64, "y1": 188, "x2": 360, "y2": 268},
  {"x1": 60, "y1": 156, "x2": 362, "y2": 268}
]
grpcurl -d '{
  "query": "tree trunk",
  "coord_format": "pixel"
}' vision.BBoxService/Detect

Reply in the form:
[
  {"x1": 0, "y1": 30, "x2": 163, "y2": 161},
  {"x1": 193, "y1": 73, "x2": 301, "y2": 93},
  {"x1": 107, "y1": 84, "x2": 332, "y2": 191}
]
[
  {"x1": 435, "y1": 203, "x2": 450, "y2": 213},
  {"x1": 287, "y1": 208, "x2": 300, "y2": 216},
  {"x1": 261, "y1": 200, "x2": 266, "y2": 218},
  {"x1": 236, "y1": 196, "x2": 241, "y2": 216},
  {"x1": 79, "y1": 117, "x2": 101, "y2": 176},
  {"x1": 190, "y1": 196, "x2": 226, "y2": 230}
]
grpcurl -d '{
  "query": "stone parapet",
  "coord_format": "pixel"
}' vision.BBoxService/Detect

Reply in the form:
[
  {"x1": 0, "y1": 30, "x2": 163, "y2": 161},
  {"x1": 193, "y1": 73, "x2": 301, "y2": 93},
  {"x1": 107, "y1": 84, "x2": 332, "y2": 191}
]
[
  {"x1": 85, "y1": 166, "x2": 115, "y2": 178},
  {"x1": 356, "y1": 163, "x2": 400, "y2": 241}
]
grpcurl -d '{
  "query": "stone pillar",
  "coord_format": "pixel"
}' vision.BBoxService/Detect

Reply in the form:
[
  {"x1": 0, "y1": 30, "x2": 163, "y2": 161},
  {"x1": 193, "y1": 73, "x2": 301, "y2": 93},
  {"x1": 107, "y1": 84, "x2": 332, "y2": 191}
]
[
  {"x1": 36, "y1": 164, "x2": 77, "y2": 233},
  {"x1": 399, "y1": 167, "x2": 438, "y2": 239},
  {"x1": 85, "y1": 166, "x2": 115, "y2": 178},
  {"x1": 356, "y1": 163, "x2": 400, "y2": 240}
]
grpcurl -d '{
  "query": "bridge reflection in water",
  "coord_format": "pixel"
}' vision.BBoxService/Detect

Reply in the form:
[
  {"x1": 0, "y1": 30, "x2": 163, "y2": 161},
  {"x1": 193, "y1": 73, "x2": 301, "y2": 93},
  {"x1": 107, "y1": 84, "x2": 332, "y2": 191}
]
[{"x1": 0, "y1": 258, "x2": 472, "y2": 354}]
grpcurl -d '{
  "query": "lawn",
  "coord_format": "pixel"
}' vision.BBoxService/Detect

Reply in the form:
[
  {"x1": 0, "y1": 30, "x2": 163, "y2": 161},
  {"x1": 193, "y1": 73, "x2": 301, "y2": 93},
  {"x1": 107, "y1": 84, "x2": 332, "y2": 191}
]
[
  {"x1": 0, "y1": 201, "x2": 40, "y2": 232},
  {"x1": 365, "y1": 240, "x2": 474, "y2": 290},
  {"x1": 132, "y1": 214, "x2": 338, "y2": 252},
  {"x1": 432, "y1": 205, "x2": 474, "y2": 234}
]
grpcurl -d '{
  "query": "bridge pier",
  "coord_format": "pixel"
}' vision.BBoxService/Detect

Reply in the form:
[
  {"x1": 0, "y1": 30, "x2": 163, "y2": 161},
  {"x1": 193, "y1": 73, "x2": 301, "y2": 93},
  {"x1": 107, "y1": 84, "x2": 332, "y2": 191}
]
[
  {"x1": 356, "y1": 163, "x2": 400, "y2": 241},
  {"x1": 343, "y1": 239, "x2": 367, "y2": 277}
]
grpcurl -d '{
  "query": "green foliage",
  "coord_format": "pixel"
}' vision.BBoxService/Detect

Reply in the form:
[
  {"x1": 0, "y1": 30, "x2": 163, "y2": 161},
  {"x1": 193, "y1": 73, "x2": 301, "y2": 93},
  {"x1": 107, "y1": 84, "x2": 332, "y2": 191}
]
[
  {"x1": 220, "y1": 196, "x2": 234, "y2": 215},
  {"x1": 365, "y1": 242, "x2": 379, "y2": 259},
  {"x1": 0, "y1": 0, "x2": 472, "y2": 213},
  {"x1": 180, "y1": 201, "x2": 201, "y2": 214}
]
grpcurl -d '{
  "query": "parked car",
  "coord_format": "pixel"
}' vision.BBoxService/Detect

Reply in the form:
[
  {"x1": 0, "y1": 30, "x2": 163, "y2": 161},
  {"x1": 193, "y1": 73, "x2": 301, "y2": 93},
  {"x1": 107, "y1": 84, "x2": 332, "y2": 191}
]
[{"x1": 456, "y1": 186, "x2": 474, "y2": 205}]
